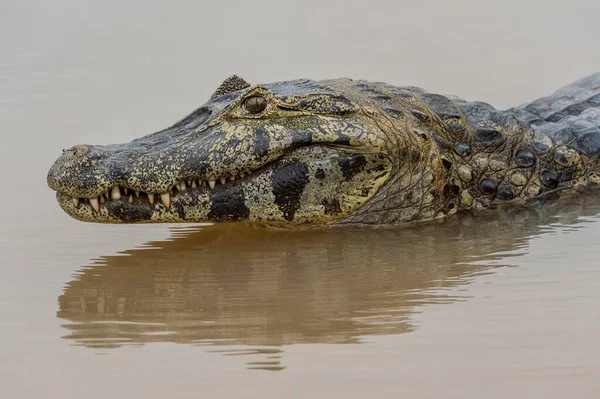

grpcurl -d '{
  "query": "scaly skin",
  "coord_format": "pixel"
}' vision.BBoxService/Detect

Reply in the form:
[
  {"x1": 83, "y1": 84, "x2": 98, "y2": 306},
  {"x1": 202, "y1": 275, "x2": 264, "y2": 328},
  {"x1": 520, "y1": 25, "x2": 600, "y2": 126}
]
[{"x1": 47, "y1": 74, "x2": 600, "y2": 227}]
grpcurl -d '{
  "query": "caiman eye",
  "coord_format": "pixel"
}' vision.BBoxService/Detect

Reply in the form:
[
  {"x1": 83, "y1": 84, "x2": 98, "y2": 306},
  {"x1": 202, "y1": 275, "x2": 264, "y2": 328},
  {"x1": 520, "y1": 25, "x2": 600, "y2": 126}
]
[{"x1": 243, "y1": 95, "x2": 267, "y2": 114}]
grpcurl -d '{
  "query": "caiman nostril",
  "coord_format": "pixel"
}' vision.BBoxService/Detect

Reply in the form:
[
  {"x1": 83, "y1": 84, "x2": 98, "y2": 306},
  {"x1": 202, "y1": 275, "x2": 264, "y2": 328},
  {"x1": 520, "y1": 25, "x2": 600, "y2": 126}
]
[{"x1": 66, "y1": 145, "x2": 92, "y2": 158}]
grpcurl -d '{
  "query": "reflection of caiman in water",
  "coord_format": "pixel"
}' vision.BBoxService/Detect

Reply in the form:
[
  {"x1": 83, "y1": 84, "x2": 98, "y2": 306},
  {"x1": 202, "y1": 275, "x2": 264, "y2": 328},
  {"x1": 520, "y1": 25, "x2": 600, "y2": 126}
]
[{"x1": 58, "y1": 196, "x2": 600, "y2": 370}]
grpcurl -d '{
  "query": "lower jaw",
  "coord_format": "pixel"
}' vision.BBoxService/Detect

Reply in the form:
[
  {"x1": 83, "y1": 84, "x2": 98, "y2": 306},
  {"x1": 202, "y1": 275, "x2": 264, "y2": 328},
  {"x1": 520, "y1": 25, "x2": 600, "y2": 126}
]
[
  {"x1": 55, "y1": 190, "x2": 333, "y2": 227},
  {"x1": 56, "y1": 187, "x2": 236, "y2": 223}
]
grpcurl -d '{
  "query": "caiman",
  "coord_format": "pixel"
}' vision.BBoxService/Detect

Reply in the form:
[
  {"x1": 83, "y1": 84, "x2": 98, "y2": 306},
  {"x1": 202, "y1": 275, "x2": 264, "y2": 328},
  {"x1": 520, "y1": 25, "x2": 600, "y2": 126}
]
[{"x1": 47, "y1": 73, "x2": 600, "y2": 227}]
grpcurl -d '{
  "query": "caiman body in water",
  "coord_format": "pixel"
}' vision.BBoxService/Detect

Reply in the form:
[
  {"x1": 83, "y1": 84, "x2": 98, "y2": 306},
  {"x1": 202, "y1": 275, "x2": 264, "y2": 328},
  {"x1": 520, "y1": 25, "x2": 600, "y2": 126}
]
[{"x1": 47, "y1": 74, "x2": 600, "y2": 227}]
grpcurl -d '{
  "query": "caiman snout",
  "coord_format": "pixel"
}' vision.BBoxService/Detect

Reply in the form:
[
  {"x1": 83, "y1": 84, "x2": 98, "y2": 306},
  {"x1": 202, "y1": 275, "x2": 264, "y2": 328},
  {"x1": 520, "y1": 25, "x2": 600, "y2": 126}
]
[
  {"x1": 48, "y1": 143, "x2": 113, "y2": 199},
  {"x1": 65, "y1": 144, "x2": 92, "y2": 158}
]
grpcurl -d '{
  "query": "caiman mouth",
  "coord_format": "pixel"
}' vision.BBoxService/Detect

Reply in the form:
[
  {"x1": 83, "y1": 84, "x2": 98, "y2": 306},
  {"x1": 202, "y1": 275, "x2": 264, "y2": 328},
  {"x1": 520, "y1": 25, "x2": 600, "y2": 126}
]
[
  {"x1": 57, "y1": 166, "x2": 257, "y2": 213},
  {"x1": 52, "y1": 145, "x2": 392, "y2": 225},
  {"x1": 52, "y1": 148, "x2": 294, "y2": 223}
]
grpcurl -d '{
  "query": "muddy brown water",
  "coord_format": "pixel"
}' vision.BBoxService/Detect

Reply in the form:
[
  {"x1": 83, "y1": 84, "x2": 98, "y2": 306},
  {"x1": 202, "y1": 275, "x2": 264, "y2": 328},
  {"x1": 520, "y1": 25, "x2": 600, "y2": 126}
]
[{"x1": 2, "y1": 1, "x2": 600, "y2": 398}]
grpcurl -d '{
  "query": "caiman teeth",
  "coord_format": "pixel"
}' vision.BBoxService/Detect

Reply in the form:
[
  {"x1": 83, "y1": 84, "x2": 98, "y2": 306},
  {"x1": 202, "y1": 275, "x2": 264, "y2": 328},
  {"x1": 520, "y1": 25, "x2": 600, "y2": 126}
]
[
  {"x1": 160, "y1": 192, "x2": 171, "y2": 209},
  {"x1": 89, "y1": 197, "x2": 100, "y2": 212},
  {"x1": 65, "y1": 172, "x2": 252, "y2": 213}
]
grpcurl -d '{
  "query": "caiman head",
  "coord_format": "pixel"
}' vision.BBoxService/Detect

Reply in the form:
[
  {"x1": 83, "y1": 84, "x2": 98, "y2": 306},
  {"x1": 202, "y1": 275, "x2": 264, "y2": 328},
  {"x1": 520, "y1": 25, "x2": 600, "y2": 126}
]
[{"x1": 48, "y1": 76, "x2": 405, "y2": 227}]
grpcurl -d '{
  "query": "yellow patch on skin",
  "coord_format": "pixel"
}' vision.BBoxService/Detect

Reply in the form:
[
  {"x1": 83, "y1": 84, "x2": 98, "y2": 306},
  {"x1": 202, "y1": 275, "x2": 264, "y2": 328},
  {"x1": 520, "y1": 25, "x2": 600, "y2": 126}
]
[
  {"x1": 507, "y1": 170, "x2": 527, "y2": 186},
  {"x1": 423, "y1": 193, "x2": 435, "y2": 205},
  {"x1": 457, "y1": 165, "x2": 472, "y2": 182},
  {"x1": 460, "y1": 190, "x2": 474, "y2": 207}
]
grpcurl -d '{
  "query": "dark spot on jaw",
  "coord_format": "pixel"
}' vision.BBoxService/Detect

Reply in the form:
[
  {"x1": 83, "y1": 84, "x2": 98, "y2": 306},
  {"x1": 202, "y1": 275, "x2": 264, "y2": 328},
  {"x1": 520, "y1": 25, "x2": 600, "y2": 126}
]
[
  {"x1": 107, "y1": 201, "x2": 153, "y2": 222},
  {"x1": 334, "y1": 132, "x2": 352, "y2": 146},
  {"x1": 541, "y1": 170, "x2": 559, "y2": 189},
  {"x1": 271, "y1": 162, "x2": 310, "y2": 221},
  {"x1": 253, "y1": 126, "x2": 271, "y2": 156},
  {"x1": 290, "y1": 130, "x2": 313, "y2": 148},
  {"x1": 174, "y1": 200, "x2": 187, "y2": 220},
  {"x1": 315, "y1": 168, "x2": 326, "y2": 180},
  {"x1": 208, "y1": 184, "x2": 250, "y2": 221},
  {"x1": 322, "y1": 198, "x2": 342, "y2": 215},
  {"x1": 338, "y1": 154, "x2": 367, "y2": 181}
]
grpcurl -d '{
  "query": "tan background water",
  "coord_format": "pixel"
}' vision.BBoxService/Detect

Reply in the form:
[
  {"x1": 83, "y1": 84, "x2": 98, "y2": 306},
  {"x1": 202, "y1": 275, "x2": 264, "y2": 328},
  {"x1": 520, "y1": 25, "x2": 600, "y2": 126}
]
[{"x1": 1, "y1": 1, "x2": 600, "y2": 398}]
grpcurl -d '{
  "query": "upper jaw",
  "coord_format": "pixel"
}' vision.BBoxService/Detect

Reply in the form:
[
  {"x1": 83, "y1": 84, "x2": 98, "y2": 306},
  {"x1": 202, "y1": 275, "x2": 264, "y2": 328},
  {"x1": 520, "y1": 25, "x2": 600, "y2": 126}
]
[
  {"x1": 47, "y1": 118, "x2": 318, "y2": 200},
  {"x1": 47, "y1": 136, "x2": 269, "y2": 218}
]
